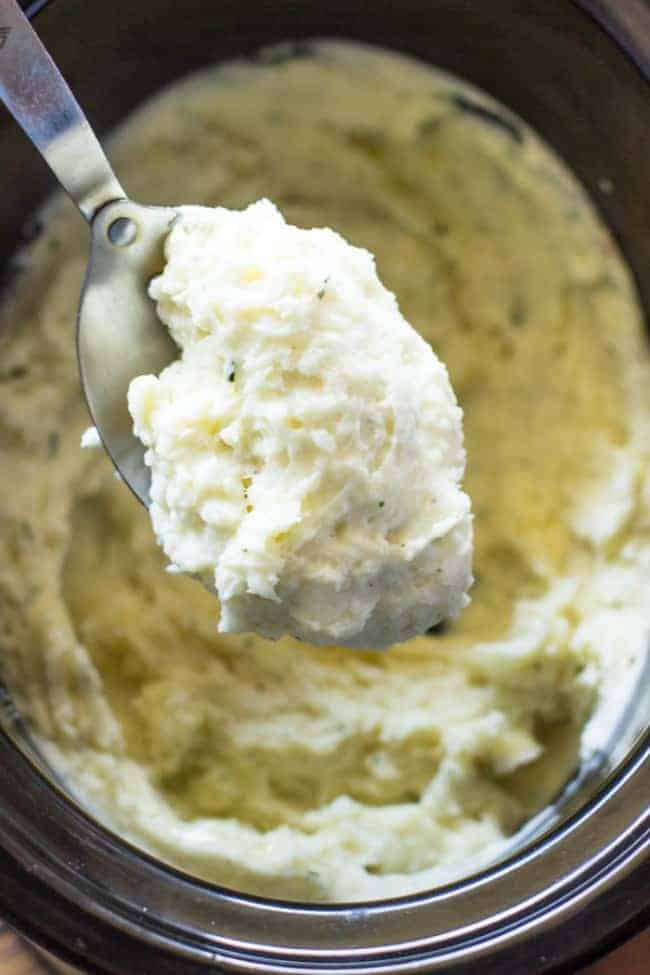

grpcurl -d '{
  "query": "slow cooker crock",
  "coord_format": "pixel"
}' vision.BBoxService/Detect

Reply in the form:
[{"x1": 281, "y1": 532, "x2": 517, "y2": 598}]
[{"x1": 0, "y1": 1, "x2": 648, "y2": 973}]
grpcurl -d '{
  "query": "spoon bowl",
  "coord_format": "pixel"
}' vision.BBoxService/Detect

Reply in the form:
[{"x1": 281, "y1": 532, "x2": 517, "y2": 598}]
[{"x1": 78, "y1": 200, "x2": 177, "y2": 504}]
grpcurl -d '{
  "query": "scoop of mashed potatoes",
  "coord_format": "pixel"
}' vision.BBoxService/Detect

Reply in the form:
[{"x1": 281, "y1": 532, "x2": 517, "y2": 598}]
[{"x1": 128, "y1": 200, "x2": 472, "y2": 648}]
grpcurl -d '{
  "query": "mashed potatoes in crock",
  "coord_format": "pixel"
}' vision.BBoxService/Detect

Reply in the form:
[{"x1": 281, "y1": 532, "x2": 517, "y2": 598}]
[{"x1": 0, "y1": 43, "x2": 648, "y2": 901}]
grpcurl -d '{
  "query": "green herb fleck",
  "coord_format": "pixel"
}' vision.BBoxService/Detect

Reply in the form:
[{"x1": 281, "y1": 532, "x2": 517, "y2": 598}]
[
  {"x1": 345, "y1": 127, "x2": 386, "y2": 156},
  {"x1": 452, "y1": 93, "x2": 523, "y2": 143},
  {"x1": 227, "y1": 361, "x2": 237, "y2": 382},
  {"x1": 317, "y1": 276, "x2": 330, "y2": 300},
  {"x1": 47, "y1": 431, "x2": 60, "y2": 458},
  {"x1": 509, "y1": 296, "x2": 528, "y2": 327},
  {"x1": 378, "y1": 500, "x2": 385, "y2": 508},
  {"x1": 418, "y1": 116, "x2": 441, "y2": 137},
  {"x1": 6, "y1": 364, "x2": 27, "y2": 380}
]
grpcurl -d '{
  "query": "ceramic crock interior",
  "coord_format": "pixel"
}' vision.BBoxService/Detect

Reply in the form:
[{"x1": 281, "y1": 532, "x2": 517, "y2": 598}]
[{"x1": 0, "y1": 0, "x2": 648, "y2": 926}]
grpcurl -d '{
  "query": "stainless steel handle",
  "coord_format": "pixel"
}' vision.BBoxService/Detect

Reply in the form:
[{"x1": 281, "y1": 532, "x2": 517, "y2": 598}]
[{"x1": 0, "y1": 0, "x2": 125, "y2": 220}]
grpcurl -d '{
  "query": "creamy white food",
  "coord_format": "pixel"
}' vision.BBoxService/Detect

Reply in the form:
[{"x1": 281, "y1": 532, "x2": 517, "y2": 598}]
[
  {"x1": 128, "y1": 199, "x2": 472, "y2": 648},
  {"x1": 0, "y1": 43, "x2": 648, "y2": 902}
]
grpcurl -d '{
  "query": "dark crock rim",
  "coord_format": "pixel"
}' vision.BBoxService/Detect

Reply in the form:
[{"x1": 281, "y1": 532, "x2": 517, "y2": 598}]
[{"x1": 0, "y1": 1, "x2": 648, "y2": 973}]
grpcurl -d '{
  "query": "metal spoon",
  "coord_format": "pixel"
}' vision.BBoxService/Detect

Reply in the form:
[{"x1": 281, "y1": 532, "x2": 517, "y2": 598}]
[{"x1": 0, "y1": 0, "x2": 176, "y2": 505}]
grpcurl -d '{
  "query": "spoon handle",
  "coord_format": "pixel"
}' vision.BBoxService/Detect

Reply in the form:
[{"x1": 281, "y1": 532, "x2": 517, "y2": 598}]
[{"x1": 0, "y1": 0, "x2": 125, "y2": 220}]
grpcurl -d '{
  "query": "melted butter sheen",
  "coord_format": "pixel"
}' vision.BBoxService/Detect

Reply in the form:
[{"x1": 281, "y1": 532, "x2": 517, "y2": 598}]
[{"x1": 0, "y1": 43, "x2": 648, "y2": 902}]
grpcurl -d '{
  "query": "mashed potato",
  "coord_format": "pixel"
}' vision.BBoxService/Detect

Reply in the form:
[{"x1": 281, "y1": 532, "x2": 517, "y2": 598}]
[
  {"x1": 0, "y1": 43, "x2": 648, "y2": 902},
  {"x1": 129, "y1": 199, "x2": 472, "y2": 647}
]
